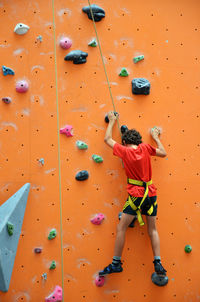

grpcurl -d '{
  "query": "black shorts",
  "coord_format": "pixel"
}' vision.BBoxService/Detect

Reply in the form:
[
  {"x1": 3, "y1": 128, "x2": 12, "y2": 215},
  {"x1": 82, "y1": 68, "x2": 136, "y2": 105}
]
[{"x1": 123, "y1": 195, "x2": 157, "y2": 216}]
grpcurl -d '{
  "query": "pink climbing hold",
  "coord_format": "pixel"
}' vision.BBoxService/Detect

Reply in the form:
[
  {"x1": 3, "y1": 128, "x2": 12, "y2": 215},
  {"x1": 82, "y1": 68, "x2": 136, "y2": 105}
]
[
  {"x1": 59, "y1": 37, "x2": 72, "y2": 49},
  {"x1": 16, "y1": 80, "x2": 29, "y2": 93},
  {"x1": 60, "y1": 125, "x2": 73, "y2": 137},
  {"x1": 95, "y1": 275, "x2": 105, "y2": 287},
  {"x1": 45, "y1": 285, "x2": 62, "y2": 302},
  {"x1": 91, "y1": 213, "x2": 105, "y2": 225}
]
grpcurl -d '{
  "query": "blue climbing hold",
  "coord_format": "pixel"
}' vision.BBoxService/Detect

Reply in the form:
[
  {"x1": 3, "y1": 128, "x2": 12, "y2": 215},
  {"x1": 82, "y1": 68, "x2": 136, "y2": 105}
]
[
  {"x1": 2, "y1": 66, "x2": 15, "y2": 76},
  {"x1": 75, "y1": 170, "x2": 89, "y2": 181},
  {"x1": 64, "y1": 50, "x2": 88, "y2": 64},
  {"x1": 82, "y1": 4, "x2": 105, "y2": 22},
  {"x1": 132, "y1": 78, "x2": 150, "y2": 95}
]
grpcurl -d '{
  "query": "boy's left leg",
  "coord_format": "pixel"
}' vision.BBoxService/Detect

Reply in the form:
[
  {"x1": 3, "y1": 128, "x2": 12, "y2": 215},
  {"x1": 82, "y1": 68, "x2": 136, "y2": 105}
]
[{"x1": 146, "y1": 216, "x2": 167, "y2": 275}]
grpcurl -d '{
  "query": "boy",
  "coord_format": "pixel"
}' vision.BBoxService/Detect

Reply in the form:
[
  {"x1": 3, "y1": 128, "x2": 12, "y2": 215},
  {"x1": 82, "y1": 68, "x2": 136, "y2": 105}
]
[{"x1": 99, "y1": 111, "x2": 167, "y2": 277}]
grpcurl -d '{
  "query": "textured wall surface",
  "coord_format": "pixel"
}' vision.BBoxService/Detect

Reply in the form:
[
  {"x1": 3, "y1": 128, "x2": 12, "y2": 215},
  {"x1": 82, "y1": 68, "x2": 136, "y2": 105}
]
[{"x1": 0, "y1": 0, "x2": 200, "y2": 301}]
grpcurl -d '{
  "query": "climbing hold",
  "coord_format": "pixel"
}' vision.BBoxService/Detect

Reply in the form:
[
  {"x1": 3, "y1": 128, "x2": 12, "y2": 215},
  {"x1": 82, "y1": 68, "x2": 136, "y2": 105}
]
[
  {"x1": 118, "y1": 212, "x2": 136, "y2": 228},
  {"x1": 49, "y1": 260, "x2": 56, "y2": 270},
  {"x1": 82, "y1": 4, "x2": 105, "y2": 22},
  {"x1": 0, "y1": 183, "x2": 30, "y2": 292},
  {"x1": 2, "y1": 97, "x2": 12, "y2": 104},
  {"x1": 64, "y1": 50, "x2": 88, "y2": 64},
  {"x1": 59, "y1": 37, "x2": 72, "y2": 49},
  {"x1": 95, "y1": 275, "x2": 105, "y2": 287},
  {"x1": 34, "y1": 247, "x2": 42, "y2": 254},
  {"x1": 88, "y1": 38, "x2": 97, "y2": 47},
  {"x1": 60, "y1": 125, "x2": 73, "y2": 137},
  {"x1": 48, "y1": 229, "x2": 57, "y2": 240},
  {"x1": 121, "y1": 125, "x2": 129, "y2": 134},
  {"x1": 2, "y1": 66, "x2": 15, "y2": 76},
  {"x1": 151, "y1": 272, "x2": 168, "y2": 286},
  {"x1": 91, "y1": 213, "x2": 105, "y2": 225},
  {"x1": 92, "y1": 154, "x2": 103, "y2": 163},
  {"x1": 39, "y1": 158, "x2": 44, "y2": 166},
  {"x1": 14, "y1": 23, "x2": 30, "y2": 35},
  {"x1": 16, "y1": 80, "x2": 29, "y2": 93},
  {"x1": 45, "y1": 285, "x2": 63, "y2": 302},
  {"x1": 41, "y1": 273, "x2": 47, "y2": 281},
  {"x1": 185, "y1": 245, "x2": 192, "y2": 253},
  {"x1": 76, "y1": 140, "x2": 88, "y2": 150},
  {"x1": 104, "y1": 112, "x2": 118, "y2": 123},
  {"x1": 133, "y1": 55, "x2": 144, "y2": 63},
  {"x1": 36, "y1": 35, "x2": 43, "y2": 42},
  {"x1": 132, "y1": 78, "x2": 150, "y2": 95},
  {"x1": 7, "y1": 222, "x2": 14, "y2": 236},
  {"x1": 119, "y1": 68, "x2": 129, "y2": 77},
  {"x1": 75, "y1": 170, "x2": 89, "y2": 181}
]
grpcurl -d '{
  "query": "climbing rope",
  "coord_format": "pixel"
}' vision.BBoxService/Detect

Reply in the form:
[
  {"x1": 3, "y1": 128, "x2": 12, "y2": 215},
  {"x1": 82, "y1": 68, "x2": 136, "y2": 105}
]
[
  {"x1": 87, "y1": 0, "x2": 122, "y2": 135},
  {"x1": 52, "y1": 0, "x2": 65, "y2": 299}
]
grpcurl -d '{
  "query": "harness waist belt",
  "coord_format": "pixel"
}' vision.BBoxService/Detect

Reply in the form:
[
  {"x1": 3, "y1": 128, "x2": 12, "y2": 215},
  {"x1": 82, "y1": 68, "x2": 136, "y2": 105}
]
[{"x1": 127, "y1": 178, "x2": 154, "y2": 226}]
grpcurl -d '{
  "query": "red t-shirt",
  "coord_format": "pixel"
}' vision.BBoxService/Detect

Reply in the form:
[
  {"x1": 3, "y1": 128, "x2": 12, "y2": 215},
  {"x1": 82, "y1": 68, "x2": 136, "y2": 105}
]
[{"x1": 113, "y1": 143, "x2": 157, "y2": 197}]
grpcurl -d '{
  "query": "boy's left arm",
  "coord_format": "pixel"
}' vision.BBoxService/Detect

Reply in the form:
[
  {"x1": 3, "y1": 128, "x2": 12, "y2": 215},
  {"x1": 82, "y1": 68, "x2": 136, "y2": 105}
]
[{"x1": 104, "y1": 111, "x2": 119, "y2": 148}]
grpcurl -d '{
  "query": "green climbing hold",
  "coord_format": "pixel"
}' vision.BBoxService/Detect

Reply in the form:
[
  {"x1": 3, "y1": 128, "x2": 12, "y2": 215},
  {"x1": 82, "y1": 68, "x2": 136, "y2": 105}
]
[
  {"x1": 119, "y1": 67, "x2": 129, "y2": 77},
  {"x1": 7, "y1": 222, "x2": 14, "y2": 236},
  {"x1": 184, "y1": 245, "x2": 192, "y2": 253},
  {"x1": 76, "y1": 140, "x2": 88, "y2": 150},
  {"x1": 92, "y1": 154, "x2": 103, "y2": 163},
  {"x1": 133, "y1": 55, "x2": 144, "y2": 63},
  {"x1": 48, "y1": 229, "x2": 57, "y2": 240},
  {"x1": 88, "y1": 38, "x2": 97, "y2": 47},
  {"x1": 49, "y1": 260, "x2": 56, "y2": 270}
]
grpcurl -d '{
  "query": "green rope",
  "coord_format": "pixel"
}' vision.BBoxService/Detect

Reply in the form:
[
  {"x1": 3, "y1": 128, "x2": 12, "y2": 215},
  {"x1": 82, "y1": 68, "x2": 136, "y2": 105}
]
[
  {"x1": 52, "y1": 0, "x2": 65, "y2": 298},
  {"x1": 87, "y1": 0, "x2": 121, "y2": 134}
]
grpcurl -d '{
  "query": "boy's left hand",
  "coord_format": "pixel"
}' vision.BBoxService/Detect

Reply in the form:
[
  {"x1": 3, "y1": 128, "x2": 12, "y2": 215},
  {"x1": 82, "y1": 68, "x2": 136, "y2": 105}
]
[{"x1": 107, "y1": 111, "x2": 119, "y2": 121}]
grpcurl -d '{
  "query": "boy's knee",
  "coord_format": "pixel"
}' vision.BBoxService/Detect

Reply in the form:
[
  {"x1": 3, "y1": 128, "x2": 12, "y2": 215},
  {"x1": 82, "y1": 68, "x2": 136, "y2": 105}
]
[{"x1": 148, "y1": 226, "x2": 157, "y2": 238}]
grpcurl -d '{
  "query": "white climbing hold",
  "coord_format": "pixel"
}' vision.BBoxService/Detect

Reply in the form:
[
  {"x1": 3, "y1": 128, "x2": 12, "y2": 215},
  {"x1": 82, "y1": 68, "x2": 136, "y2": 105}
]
[{"x1": 14, "y1": 23, "x2": 30, "y2": 35}]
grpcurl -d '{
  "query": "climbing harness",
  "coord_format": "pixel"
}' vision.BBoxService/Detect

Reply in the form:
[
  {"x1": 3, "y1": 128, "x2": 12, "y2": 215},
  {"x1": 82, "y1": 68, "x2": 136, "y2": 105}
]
[{"x1": 123, "y1": 178, "x2": 157, "y2": 226}]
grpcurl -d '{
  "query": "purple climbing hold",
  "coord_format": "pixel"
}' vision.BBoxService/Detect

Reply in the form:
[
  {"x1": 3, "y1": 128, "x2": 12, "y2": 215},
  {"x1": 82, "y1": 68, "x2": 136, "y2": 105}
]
[
  {"x1": 2, "y1": 97, "x2": 12, "y2": 104},
  {"x1": 91, "y1": 213, "x2": 105, "y2": 225},
  {"x1": 82, "y1": 4, "x2": 105, "y2": 22},
  {"x1": 95, "y1": 275, "x2": 105, "y2": 287},
  {"x1": 60, "y1": 37, "x2": 72, "y2": 49},
  {"x1": 64, "y1": 50, "x2": 88, "y2": 64},
  {"x1": 16, "y1": 80, "x2": 29, "y2": 93},
  {"x1": 34, "y1": 247, "x2": 42, "y2": 254},
  {"x1": 60, "y1": 125, "x2": 73, "y2": 137}
]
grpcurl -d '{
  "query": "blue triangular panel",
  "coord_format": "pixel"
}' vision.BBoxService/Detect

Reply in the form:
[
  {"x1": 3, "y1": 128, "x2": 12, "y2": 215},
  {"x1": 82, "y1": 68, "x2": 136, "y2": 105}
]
[{"x1": 0, "y1": 183, "x2": 30, "y2": 292}]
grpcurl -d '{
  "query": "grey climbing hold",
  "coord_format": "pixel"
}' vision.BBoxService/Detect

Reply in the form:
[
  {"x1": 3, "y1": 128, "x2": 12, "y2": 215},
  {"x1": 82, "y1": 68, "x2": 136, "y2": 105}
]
[
  {"x1": 185, "y1": 245, "x2": 192, "y2": 253},
  {"x1": 14, "y1": 23, "x2": 30, "y2": 35},
  {"x1": 2, "y1": 66, "x2": 15, "y2": 76},
  {"x1": 151, "y1": 272, "x2": 168, "y2": 286},
  {"x1": 133, "y1": 55, "x2": 144, "y2": 63},
  {"x1": 121, "y1": 125, "x2": 129, "y2": 134},
  {"x1": 76, "y1": 140, "x2": 88, "y2": 150},
  {"x1": 119, "y1": 68, "x2": 129, "y2": 77},
  {"x1": 37, "y1": 35, "x2": 43, "y2": 42},
  {"x1": 88, "y1": 38, "x2": 97, "y2": 47},
  {"x1": 0, "y1": 183, "x2": 30, "y2": 292},
  {"x1": 48, "y1": 229, "x2": 57, "y2": 240},
  {"x1": 7, "y1": 222, "x2": 14, "y2": 236},
  {"x1": 41, "y1": 273, "x2": 47, "y2": 281},
  {"x1": 2, "y1": 97, "x2": 12, "y2": 104},
  {"x1": 75, "y1": 170, "x2": 89, "y2": 181},
  {"x1": 82, "y1": 4, "x2": 105, "y2": 22},
  {"x1": 39, "y1": 158, "x2": 44, "y2": 165},
  {"x1": 92, "y1": 154, "x2": 103, "y2": 163},
  {"x1": 132, "y1": 78, "x2": 150, "y2": 95},
  {"x1": 118, "y1": 212, "x2": 136, "y2": 228},
  {"x1": 50, "y1": 260, "x2": 56, "y2": 270},
  {"x1": 64, "y1": 50, "x2": 88, "y2": 64}
]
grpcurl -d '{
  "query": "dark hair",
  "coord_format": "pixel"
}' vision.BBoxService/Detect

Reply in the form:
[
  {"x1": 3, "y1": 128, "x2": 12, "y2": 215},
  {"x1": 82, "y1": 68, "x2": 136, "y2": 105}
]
[{"x1": 122, "y1": 129, "x2": 142, "y2": 146}]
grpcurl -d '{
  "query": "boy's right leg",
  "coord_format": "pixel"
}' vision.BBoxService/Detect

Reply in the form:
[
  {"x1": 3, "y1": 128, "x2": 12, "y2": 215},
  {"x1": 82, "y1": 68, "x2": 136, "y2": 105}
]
[{"x1": 99, "y1": 213, "x2": 135, "y2": 276}]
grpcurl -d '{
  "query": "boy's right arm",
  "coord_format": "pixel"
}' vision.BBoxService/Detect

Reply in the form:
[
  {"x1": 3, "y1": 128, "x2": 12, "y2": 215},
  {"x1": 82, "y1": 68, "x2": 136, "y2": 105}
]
[{"x1": 151, "y1": 127, "x2": 167, "y2": 157}]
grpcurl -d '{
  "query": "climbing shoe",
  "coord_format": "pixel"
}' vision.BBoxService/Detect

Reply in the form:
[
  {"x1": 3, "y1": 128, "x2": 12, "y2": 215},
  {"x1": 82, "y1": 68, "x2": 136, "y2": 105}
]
[
  {"x1": 99, "y1": 263, "x2": 123, "y2": 276},
  {"x1": 153, "y1": 260, "x2": 167, "y2": 276}
]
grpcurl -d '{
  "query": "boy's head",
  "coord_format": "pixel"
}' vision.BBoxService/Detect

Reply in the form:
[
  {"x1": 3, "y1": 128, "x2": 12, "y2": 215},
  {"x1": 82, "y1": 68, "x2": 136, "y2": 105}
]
[{"x1": 122, "y1": 129, "x2": 142, "y2": 146}]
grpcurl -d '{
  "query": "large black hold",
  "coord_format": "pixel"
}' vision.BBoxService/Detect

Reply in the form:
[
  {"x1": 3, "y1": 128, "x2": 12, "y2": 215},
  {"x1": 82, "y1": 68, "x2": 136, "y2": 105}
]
[
  {"x1": 64, "y1": 50, "x2": 88, "y2": 64},
  {"x1": 132, "y1": 78, "x2": 150, "y2": 95},
  {"x1": 75, "y1": 170, "x2": 89, "y2": 181},
  {"x1": 120, "y1": 125, "x2": 129, "y2": 134},
  {"x1": 82, "y1": 4, "x2": 105, "y2": 22},
  {"x1": 151, "y1": 272, "x2": 168, "y2": 286}
]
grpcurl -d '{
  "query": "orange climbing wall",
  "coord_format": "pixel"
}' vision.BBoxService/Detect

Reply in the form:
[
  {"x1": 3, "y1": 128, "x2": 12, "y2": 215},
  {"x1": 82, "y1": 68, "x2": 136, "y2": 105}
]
[{"x1": 0, "y1": 0, "x2": 200, "y2": 301}]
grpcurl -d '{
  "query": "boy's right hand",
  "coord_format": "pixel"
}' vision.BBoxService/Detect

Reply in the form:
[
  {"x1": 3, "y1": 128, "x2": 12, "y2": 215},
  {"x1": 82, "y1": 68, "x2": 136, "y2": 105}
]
[
  {"x1": 151, "y1": 126, "x2": 160, "y2": 140},
  {"x1": 107, "y1": 111, "x2": 119, "y2": 121}
]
